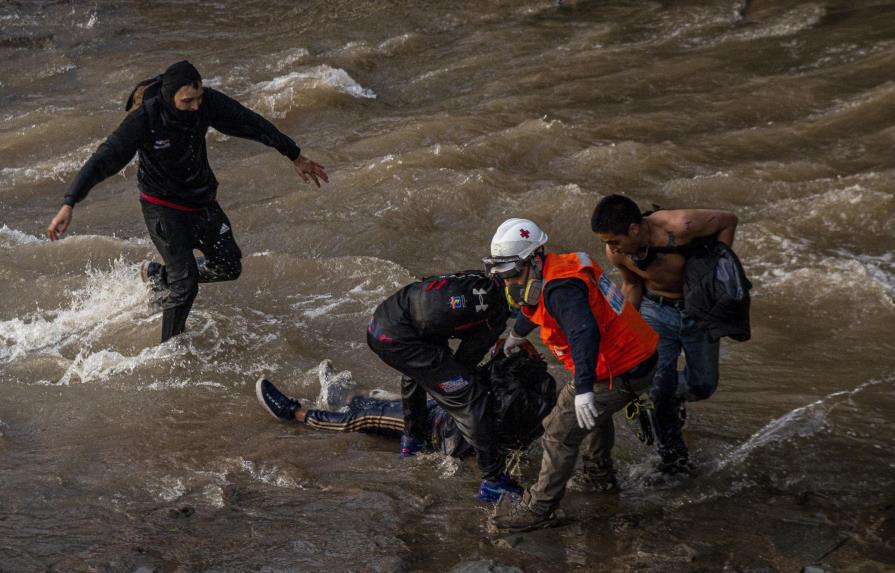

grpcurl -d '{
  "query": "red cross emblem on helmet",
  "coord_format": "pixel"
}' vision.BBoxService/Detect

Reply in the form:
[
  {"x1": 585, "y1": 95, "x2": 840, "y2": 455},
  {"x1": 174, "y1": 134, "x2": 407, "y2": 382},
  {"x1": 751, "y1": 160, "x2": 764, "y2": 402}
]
[{"x1": 520, "y1": 228, "x2": 530, "y2": 238}]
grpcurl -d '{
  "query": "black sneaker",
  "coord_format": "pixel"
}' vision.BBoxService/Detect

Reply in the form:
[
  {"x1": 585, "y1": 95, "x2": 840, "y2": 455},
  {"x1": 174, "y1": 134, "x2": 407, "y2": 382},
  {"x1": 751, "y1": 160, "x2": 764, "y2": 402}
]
[
  {"x1": 657, "y1": 454, "x2": 693, "y2": 476},
  {"x1": 256, "y1": 378, "x2": 300, "y2": 421},
  {"x1": 140, "y1": 261, "x2": 167, "y2": 292}
]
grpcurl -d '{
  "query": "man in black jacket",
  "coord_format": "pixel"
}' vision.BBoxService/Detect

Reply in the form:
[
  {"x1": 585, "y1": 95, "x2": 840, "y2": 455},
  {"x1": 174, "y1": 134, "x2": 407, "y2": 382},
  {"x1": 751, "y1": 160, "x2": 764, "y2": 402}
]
[
  {"x1": 591, "y1": 194, "x2": 738, "y2": 474},
  {"x1": 365, "y1": 270, "x2": 519, "y2": 502},
  {"x1": 47, "y1": 61, "x2": 328, "y2": 342}
]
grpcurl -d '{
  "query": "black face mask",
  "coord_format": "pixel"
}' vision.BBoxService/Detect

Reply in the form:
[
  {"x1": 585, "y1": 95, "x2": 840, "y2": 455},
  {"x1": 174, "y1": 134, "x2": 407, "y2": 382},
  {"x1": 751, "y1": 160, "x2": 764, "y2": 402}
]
[{"x1": 160, "y1": 60, "x2": 202, "y2": 127}]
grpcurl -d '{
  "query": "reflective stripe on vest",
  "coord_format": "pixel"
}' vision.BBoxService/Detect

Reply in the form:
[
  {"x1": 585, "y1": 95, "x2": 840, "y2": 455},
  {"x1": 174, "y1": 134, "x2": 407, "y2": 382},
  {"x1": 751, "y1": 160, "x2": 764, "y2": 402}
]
[{"x1": 521, "y1": 252, "x2": 658, "y2": 381}]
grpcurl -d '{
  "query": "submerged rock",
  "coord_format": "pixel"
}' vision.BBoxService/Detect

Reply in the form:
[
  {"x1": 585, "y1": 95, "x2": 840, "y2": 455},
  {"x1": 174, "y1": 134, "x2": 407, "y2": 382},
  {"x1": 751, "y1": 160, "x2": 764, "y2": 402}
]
[{"x1": 449, "y1": 560, "x2": 524, "y2": 573}]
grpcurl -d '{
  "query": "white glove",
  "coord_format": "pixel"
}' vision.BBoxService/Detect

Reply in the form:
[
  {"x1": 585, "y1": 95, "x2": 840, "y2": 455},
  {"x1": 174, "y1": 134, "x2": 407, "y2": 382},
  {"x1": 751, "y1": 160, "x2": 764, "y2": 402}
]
[
  {"x1": 574, "y1": 392, "x2": 599, "y2": 430},
  {"x1": 503, "y1": 331, "x2": 526, "y2": 355}
]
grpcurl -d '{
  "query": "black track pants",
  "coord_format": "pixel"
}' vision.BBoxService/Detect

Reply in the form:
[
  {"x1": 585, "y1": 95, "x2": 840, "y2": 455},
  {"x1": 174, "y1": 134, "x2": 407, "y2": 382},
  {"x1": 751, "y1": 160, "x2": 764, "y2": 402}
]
[
  {"x1": 141, "y1": 200, "x2": 242, "y2": 342},
  {"x1": 367, "y1": 329, "x2": 505, "y2": 481}
]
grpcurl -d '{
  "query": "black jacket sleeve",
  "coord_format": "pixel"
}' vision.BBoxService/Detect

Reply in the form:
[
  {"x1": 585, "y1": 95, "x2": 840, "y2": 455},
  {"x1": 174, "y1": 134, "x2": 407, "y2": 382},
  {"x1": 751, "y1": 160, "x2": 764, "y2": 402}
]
[
  {"x1": 512, "y1": 311, "x2": 538, "y2": 338},
  {"x1": 454, "y1": 320, "x2": 507, "y2": 372},
  {"x1": 63, "y1": 110, "x2": 148, "y2": 206},
  {"x1": 204, "y1": 88, "x2": 301, "y2": 161},
  {"x1": 543, "y1": 278, "x2": 600, "y2": 395}
]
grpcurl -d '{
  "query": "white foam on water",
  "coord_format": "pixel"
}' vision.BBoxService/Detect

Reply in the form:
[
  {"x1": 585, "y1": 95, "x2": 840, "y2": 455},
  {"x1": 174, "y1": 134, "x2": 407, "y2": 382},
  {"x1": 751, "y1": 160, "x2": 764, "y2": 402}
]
[
  {"x1": 251, "y1": 66, "x2": 376, "y2": 117},
  {"x1": 239, "y1": 458, "x2": 302, "y2": 489},
  {"x1": 714, "y1": 378, "x2": 890, "y2": 472},
  {"x1": 76, "y1": 11, "x2": 98, "y2": 29},
  {"x1": 268, "y1": 47, "x2": 311, "y2": 72},
  {"x1": 415, "y1": 451, "x2": 463, "y2": 478},
  {"x1": 846, "y1": 251, "x2": 895, "y2": 302},
  {"x1": 153, "y1": 476, "x2": 187, "y2": 502},
  {"x1": 0, "y1": 138, "x2": 105, "y2": 187},
  {"x1": 57, "y1": 344, "x2": 184, "y2": 386},
  {"x1": 0, "y1": 256, "x2": 145, "y2": 364},
  {"x1": 0, "y1": 225, "x2": 42, "y2": 246},
  {"x1": 699, "y1": 3, "x2": 825, "y2": 46}
]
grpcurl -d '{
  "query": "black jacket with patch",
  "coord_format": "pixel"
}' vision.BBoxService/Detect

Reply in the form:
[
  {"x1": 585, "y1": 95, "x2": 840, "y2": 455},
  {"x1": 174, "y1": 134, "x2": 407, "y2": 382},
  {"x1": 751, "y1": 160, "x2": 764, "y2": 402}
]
[{"x1": 64, "y1": 88, "x2": 300, "y2": 208}]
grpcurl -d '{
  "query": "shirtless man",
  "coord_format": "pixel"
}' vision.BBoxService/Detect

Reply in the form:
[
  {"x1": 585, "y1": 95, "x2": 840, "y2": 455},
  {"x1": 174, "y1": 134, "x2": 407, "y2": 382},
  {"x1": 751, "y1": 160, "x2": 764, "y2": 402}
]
[{"x1": 590, "y1": 194, "x2": 738, "y2": 474}]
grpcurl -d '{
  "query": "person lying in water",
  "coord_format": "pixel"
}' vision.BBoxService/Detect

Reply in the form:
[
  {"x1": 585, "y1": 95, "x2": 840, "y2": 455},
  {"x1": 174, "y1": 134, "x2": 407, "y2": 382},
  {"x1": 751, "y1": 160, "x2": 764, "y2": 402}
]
[{"x1": 256, "y1": 348, "x2": 557, "y2": 476}]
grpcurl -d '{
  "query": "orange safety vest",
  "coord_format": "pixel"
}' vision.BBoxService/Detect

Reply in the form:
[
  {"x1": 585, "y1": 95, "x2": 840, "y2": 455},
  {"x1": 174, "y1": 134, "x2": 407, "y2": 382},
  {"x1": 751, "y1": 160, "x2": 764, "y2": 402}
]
[{"x1": 521, "y1": 252, "x2": 658, "y2": 382}]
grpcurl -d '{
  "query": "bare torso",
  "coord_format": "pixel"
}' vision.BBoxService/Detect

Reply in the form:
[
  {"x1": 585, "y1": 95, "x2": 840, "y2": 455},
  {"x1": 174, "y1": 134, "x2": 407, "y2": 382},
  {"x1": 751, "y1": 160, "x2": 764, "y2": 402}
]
[
  {"x1": 602, "y1": 207, "x2": 737, "y2": 307},
  {"x1": 615, "y1": 217, "x2": 686, "y2": 298}
]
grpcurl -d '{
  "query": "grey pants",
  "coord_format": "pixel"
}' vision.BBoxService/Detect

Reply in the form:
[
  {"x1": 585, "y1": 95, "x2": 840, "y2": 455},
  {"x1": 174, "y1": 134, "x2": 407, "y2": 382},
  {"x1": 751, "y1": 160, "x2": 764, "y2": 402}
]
[{"x1": 527, "y1": 359, "x2": 657, "y2": 514}]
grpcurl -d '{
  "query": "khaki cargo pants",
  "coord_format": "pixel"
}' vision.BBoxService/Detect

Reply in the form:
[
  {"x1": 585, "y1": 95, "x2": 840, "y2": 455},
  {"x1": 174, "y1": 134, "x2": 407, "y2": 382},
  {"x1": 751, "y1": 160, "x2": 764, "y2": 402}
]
[{"x1": 526, "y1": 360, "x2": 656, "y2": 514}]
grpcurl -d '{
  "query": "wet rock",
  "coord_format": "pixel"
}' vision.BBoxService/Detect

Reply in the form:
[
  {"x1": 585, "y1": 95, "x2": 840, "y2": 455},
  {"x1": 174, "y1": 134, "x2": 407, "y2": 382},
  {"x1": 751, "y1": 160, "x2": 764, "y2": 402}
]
[
  {"x1": 408, "y1": 493, "x2": 436, "y2": 512},
  {"x1": 768, "y1": 521, "x2": 849, "y2": 562},
  {"x1": 449, "y1": 560, "x2": 524, "y2": 573},
  {"x1": 735, "y1": 561, "x2": 778, "y2": 573},
  {"x1": 167, "y1": 505, "x2": 194, "y2": 519},
  {"x1": 493, "y1": 529, "x2": 566, "y2": 562}
]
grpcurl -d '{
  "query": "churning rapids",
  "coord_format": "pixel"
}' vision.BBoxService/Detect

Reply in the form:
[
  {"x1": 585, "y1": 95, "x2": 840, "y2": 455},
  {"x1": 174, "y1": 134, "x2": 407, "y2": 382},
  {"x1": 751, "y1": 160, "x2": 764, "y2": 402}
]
[{"x1": 1, "y1": 1, "x2": 894, "y2": 571}]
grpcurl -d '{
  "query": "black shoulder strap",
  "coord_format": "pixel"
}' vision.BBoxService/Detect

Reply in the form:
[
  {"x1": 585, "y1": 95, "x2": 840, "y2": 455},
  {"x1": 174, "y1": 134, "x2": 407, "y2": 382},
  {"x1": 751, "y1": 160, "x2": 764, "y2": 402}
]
[{"x1": 142, "y1": 97, "x2": 165, "y2": 140}]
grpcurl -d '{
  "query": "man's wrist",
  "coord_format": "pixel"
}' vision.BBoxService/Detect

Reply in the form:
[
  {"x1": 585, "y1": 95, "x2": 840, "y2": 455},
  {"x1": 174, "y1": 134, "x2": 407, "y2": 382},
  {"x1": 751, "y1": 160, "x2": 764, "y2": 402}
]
[{"x1": 574, "y1": 380, "x2": 595, "y2": 395}]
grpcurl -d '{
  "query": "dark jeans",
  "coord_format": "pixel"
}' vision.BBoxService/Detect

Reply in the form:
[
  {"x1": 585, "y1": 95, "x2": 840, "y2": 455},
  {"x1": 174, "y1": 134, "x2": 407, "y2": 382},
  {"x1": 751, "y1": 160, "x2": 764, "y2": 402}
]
[
  {"x1": 366, "y1": 323, "x2": 504, "y2": 481},
  {"x1": 640, "y1": 297, "x2": 720, "y2": 462},
  {"x1": 141, "y1": 200, "x2": 242, "y2": 341}
]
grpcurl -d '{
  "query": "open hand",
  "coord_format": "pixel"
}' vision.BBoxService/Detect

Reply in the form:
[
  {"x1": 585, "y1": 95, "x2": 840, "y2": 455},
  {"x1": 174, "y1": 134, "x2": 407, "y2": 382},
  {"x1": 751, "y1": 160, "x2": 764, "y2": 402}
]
[
  {"x1": 47, "y1": 205, "x2": 73, "y2": 241},
  {"x1": 292, "y1": 155, "x2": 329, "y2": 187}
]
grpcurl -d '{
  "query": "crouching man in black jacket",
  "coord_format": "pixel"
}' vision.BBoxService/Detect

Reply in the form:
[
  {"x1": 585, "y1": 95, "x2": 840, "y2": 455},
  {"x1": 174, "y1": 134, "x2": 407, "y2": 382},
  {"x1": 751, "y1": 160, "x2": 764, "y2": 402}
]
[
  {"x1": 365, "y1": 270, "x2": 524, "y2": 502},
  {"x1": 47, "y1": 60, "x2": 328, "y2": 342}
]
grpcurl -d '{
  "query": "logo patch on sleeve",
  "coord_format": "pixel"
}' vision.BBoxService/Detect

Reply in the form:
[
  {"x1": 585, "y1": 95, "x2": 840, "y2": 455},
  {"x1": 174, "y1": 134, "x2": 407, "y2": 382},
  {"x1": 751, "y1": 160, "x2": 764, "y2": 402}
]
[
  {"x1": 448, "y1": 295, "x2": 467, "y2": 310},
  {"x1": 437, "y1": 376, "x2": 469, "y2": 393}
]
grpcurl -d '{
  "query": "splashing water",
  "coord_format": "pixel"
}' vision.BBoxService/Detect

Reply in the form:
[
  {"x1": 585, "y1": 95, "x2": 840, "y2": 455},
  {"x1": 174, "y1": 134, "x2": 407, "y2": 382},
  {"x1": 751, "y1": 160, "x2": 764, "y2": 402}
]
[
  {"x1": 713, "y1": 378, "x2": 891, "y2": 472},
  {"x1": 0, "y1": 256, "x2": 146, "y2": 363}
]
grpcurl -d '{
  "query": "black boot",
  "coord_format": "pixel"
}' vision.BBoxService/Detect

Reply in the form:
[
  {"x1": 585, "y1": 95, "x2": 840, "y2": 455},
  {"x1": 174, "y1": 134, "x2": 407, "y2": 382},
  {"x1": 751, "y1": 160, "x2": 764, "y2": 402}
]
[{"x1": 161, "y1": 304, "x2": 191, "y2": 342}]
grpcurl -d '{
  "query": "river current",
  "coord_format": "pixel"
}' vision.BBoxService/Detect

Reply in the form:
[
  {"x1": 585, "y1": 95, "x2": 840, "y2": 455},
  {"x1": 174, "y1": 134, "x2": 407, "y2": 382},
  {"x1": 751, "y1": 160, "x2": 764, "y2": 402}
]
[{"x1": 1, "y1": 1, "x2": 894, "y2": 571}]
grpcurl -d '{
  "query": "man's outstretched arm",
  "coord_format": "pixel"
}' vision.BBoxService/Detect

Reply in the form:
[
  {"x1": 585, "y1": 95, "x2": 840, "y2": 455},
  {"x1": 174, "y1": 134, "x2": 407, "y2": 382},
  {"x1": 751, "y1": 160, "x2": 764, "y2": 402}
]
[
  {"x1": 666, "y1": 209, "x2": 739, "y2": 248},
  {"x1": 205, "y1": 88, "x2": 329, "y2": 187},
  {"x1": 48, "y1": 111, "x2": 146, "y2": 240}
]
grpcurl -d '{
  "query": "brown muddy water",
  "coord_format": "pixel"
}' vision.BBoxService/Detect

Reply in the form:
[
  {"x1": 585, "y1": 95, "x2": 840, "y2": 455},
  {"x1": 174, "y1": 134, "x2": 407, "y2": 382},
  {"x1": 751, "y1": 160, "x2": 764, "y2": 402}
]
[{"x1": 1, "y1": 1, "x2": 894, "y2": 571}]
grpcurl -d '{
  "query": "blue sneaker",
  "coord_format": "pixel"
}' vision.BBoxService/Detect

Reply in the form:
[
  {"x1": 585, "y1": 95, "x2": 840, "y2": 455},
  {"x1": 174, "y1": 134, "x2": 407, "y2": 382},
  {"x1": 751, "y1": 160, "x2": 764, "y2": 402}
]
[
  {"x1": 479, "y1": 473, "x2": 523, "y2": 503},
  {"x1": 400, "y1": 434, "x2": 426, "y2": 458},
  {"x1": 256, "y1": 378, "x2": 300, "y2": 421}
]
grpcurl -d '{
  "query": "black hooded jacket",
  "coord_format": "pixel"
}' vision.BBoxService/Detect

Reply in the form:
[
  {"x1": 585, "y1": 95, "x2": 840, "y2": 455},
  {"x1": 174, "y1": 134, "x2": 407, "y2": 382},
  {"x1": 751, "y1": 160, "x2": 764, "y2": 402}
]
[
  {"x1": 372, "y1": 271, "x2": 511, "y2": 369},
  {"x1": 63, "y1": 88, "x2": 301, "y2": 208}
]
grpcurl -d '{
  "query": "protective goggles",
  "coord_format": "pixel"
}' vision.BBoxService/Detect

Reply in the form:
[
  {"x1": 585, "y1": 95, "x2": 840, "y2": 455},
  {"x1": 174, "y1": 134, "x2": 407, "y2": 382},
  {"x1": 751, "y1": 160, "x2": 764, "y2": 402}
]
[{"x1": 482, "y1": 255, "x2": 530, "y2": 279}]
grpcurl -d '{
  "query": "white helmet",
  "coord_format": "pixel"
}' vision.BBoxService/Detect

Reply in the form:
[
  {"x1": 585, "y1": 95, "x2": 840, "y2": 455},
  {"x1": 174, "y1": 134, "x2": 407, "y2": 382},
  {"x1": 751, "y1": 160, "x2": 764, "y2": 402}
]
[{"x1": 485, "y1": 218, "x2": 549, "y2": 275}]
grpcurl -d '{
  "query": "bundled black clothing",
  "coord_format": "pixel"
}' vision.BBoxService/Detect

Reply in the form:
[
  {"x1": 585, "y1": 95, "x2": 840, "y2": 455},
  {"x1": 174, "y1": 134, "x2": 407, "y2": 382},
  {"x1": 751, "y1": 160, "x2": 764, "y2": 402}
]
[
  {"x1": 680, "y1": 240, "x2": 752, "y2": 342},
  {"x1": 64, "y1": 87, "x2": 300, "y2": 208},
  {"x1": 366, "y1": 271, "x2": 511, "y2": 480}
]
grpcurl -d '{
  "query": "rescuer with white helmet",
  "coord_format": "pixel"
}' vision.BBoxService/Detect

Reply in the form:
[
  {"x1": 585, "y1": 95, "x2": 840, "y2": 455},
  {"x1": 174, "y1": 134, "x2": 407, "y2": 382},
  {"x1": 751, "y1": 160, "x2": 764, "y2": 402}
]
[{"x1": 484, "y1": 217, "x2": 660, "y2": 533}]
